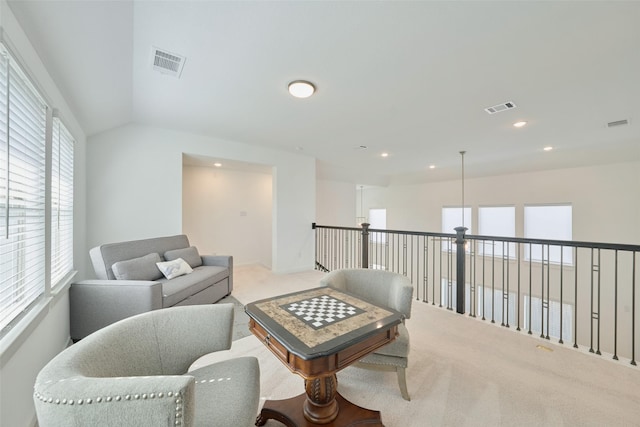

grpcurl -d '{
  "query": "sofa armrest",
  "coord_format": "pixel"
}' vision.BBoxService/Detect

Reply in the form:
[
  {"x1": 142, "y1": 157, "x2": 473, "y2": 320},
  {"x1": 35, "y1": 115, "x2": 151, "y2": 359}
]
[
  {"x1": 70, "y1": 280, "x2": 163, "y2": 341},
  {"x1": 201, "y1": 255, "x2": 232, "y2": 268},
  {"x1": 201, "y1": 255, "x2": 233, "y2": 293}
]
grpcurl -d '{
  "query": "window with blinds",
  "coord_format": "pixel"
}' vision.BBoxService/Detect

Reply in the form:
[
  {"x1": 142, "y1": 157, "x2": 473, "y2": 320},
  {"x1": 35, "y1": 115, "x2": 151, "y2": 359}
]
[
  {"x1": 524, "y1": 204, "x2": 573, "y2": 265},
  {"x1": 478, "y1": 206, "x2": 516, "y2": 258},
  {"x1": 441, "y1": 206, "x2": 472, "y2": 253},
  {"x1": 0, "y1": 44, "x2": 48, "y2": 332},
  {"x1": 51, "y1": 118, "x2": 74, "y2": 286}
]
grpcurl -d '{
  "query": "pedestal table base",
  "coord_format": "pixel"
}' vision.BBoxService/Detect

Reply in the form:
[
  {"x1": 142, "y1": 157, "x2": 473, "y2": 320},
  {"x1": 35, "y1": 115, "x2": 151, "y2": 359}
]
[{"x1": 256, "y1": 392, "x2": 383, "y2": 427}]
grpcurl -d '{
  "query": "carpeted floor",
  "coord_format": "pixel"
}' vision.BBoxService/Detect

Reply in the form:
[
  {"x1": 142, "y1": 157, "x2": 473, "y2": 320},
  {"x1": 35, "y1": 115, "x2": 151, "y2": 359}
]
[
  {"x1": 216, "y1": 294, "x2": 251, "y2": 341},
  {"x1": 197, "y1": 264, "x2": 640, "y2": 427}
]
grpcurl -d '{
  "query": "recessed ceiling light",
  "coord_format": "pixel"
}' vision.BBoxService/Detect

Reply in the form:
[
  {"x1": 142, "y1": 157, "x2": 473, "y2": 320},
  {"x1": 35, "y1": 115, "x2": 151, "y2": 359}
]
[
  {"x1": 513, "y1": 121, "x2": 527, "y2": 128},
  {"x1": 288, "y1": 80, "x2": 315, "y2": 98},
  {"x1": 429, "y1": 165, "x2": 436, "y2": 169},
  {"x1": 381, "y1": 152, "x2": 389, "y2": 158},
  {"x1": 214, "y1": 162, "x2": 222, "y2": 167},
  {"x1": 543, "y1": 146, "x2": 553, "y2": 151}
]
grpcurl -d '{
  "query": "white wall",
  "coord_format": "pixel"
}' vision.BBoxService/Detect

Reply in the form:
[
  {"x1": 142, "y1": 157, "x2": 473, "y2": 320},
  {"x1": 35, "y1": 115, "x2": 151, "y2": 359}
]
[
  {"x1": 87, "y1": 124, "x2": 315, "y2": 274},
  {"x1": 363, "y1": 161, "x2": 640, "y2": 245},
  {"x1": 316, "y1": 179, "x2": 356, "y2": 227},
  {"x1": 0, "y1": 2, "x2": 87, "y2": 426},
  {"x1": 183, "y1": 165, "x2": 273, "y2": 267}
]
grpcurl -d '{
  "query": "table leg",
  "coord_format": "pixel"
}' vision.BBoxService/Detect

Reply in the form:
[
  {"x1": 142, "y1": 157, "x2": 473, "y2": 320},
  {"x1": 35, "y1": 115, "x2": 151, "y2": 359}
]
[{"x1": 303, "y1": 374, "x2": 339, "y2": 423}]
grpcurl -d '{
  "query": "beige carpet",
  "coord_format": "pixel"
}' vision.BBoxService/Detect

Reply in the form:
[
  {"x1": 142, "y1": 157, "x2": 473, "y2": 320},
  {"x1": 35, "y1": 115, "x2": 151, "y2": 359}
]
[{"x1": 194, "y1": 265, "x2": 640, "y2": 426}]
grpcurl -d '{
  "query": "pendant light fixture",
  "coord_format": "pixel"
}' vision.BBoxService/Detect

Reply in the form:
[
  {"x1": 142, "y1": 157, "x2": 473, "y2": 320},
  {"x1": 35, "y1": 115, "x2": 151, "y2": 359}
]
[{"x1": 356, "y1": 185, "x2": 366, "y2": 226}]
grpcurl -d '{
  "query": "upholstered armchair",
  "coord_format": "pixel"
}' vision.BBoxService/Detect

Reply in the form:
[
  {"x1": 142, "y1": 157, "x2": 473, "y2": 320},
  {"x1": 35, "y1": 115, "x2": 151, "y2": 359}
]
[
  {"x1": 320, "y1": 268, "x2": 414, "y2": 400},
  {"x1": 33, "y1": 304, "x2": 260, "y2": 426}
]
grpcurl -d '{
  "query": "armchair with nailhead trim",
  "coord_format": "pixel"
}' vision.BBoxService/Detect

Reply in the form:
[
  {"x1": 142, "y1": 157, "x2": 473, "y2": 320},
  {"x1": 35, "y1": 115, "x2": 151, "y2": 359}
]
[{"x1": 33, "y1": 304, "x2": 260, "y2": 427}]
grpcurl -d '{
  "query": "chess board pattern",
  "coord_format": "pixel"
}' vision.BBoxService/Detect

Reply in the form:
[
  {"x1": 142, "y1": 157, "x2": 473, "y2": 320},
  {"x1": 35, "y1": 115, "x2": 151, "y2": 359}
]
[{"x1": 282, "y1": 294, "x2": 365, "y2": 330}]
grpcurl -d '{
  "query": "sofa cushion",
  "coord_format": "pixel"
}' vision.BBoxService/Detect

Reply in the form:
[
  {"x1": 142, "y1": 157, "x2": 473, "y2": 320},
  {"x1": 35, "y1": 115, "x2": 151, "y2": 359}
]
[
  {"x1": 165, "y1": 246, "x2": 203, "y2": 268},
  {"x1": 91, "y1": 235, "x2": 191, "y2": 280},
  {"x1": 190, "y1": 357, "x2": 260, "y2": 427},
  {"x1": 156, "y1": 258, "x2": 193, "y2": 280},
  {"x1": 112, "y1": 253, "x2": 163, "y2": 281},
  {"x1": 161, "y1": 266, "x2": 229, "y2": 307}
]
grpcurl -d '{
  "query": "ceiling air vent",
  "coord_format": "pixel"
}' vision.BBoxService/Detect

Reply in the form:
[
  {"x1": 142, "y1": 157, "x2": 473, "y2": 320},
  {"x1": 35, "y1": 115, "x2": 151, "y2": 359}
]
[
  {"x1": 607, "y1": 119, "x2": 629, "y2": 128},
  {"x1": 151, "y1": 47, "x2": 185, "y2": 78},
  {"x1": 484, "y1": 101, "x2": 516, "y2": 114}
]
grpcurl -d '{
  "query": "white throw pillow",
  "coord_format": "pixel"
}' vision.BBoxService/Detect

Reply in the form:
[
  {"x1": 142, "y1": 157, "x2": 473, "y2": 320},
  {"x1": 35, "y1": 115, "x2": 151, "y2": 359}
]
[{"x1": 156, "y1": 258, "x2": 193, "y2": 280}]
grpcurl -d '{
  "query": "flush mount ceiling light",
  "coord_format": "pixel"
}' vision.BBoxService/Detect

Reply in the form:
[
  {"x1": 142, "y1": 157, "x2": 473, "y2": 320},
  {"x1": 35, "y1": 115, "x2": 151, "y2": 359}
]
[
  {"x1": 513, "y1": 121, "x2": 527, "y2": 128},
  {"x1": 381, "y1": 152, "x2": 389, "y2": 158},
  {"x1": 543, "y1": 146, "x2": 553, "y2": 151},
  {"x1": 288, "y1": 80, "x2": 315, "y2": 98}
]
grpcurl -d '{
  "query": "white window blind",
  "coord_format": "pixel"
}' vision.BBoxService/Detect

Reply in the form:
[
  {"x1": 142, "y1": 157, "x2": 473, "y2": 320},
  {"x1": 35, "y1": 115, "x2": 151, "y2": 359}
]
[
  {"x1": 442, "y1": 206, "x2": 471, "y2": 252},
  {"x1": 368, "y1": 208, "x2": 386, "y2": 244},
  {"x1": 524, "y1": 204, "x2": 573, "y2": 265},
  {"x1": 51, "y1": 117, "x2": 73, "y2": 286},
  {"x1": 478, "y1": 206, "x2": 516, "y2": 258},
  {"x1": 0, "y1": 44, "x2": 48, "y2": 332}
]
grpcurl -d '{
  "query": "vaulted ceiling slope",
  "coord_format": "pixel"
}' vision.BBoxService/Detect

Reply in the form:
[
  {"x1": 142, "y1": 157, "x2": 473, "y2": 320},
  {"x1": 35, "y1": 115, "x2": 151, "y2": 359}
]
[{"x1": 8, "y1": 1, "x2": 640, "y2": 183}]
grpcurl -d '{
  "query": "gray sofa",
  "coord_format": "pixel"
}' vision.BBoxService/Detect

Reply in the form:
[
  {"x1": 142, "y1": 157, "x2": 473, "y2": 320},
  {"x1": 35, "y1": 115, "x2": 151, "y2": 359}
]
[
  {"x1": 70, "y1": 234, "x2": 233, "y2": 340},
  {"x1": 34, "y1": 304, "x2": 260, "y2": 427}
]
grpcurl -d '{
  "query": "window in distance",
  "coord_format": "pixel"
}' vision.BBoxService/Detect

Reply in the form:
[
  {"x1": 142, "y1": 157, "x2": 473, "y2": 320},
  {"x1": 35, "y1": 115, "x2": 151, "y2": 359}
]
[
  {"x1": 478, "y1": 206, "x2": 516, "y2": 258},
  {"x1": 524, "y1": 204, "x2": 573, "y2": 265}
]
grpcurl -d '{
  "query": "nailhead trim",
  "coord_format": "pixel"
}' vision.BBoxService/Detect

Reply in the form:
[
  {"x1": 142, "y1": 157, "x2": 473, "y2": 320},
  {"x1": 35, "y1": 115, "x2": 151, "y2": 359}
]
[
  {"x1": 34, "y1": 389, "x2": 186, "y2": 424},
  {"x1": 195, "y1": 377, "x2": 231, "y2": 384}
]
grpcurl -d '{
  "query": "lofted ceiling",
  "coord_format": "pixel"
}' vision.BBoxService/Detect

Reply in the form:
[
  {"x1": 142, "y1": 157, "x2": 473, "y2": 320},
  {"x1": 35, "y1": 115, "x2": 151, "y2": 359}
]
[{"x1": 7, "y1": 0, "x2": 640, "y2": 184}]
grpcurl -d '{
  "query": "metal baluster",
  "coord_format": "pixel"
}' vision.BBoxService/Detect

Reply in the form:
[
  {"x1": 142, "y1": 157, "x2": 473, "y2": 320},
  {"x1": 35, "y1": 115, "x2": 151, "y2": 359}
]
[
  {"x1": 545, "y1": 244, "x2": 550, "y2": 340},
  {"x1": 559, "y1": 246, "x2": 564, "y2": 344},
  {"x1": 482, "y1": 240, "x2": 486, "y2": 321},
  {"x1": 596, "y1": 248, "x2": 601, "y2": 355},
  {"x1": 491, "y1": 240, "x2": 496, "y2": 323},
  {"x1": 528, "y1": 242, "x2": 533, "y2": 335},
  {"x1": 541, "y1": 244, "x2": 547, "y2": 339},
  {"x1": 403, "y1": 234, "x2": 408, "y2": 277},
  {"x1": 573, "y1": 248, "x2": 579, "y2": 349},
  {"x1": 423, "y1": 236, "x2": 429, "y2": 303},
  {"x1": 470, "y1": 239, "x2": 476, "y2": 317},
  {"x1": 432, "y1": 237, "x2": 436, "y2": 306},
  {"x1": 590, "y1": 248, "x2": 601, "y2": 355},
  {"x1": 504, "y1": 241, "x2": 510, "y2": 328},
  {"x1": 613, "y1": 250, "x2": 618, "y2": 360},
  {"x1": 632, "y1": 251, "x2": 637, "y2": 366},
  {"x1": 447, "y1": 238, "x2": 452, "y2": 310},
  {"x1": 516, "y1": 242, "x2": 521, "y2": 331}
]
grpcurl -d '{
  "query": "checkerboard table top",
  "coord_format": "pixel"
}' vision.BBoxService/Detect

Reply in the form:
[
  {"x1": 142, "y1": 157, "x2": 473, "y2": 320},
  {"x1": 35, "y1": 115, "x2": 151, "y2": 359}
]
[
  {"x1": 281, "y1": 294, "x2": 366, "y2": 329},
  {"x1": 245, "y1": 286, "x2": 403, "y2": 359}
]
